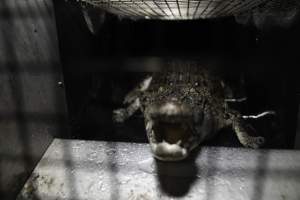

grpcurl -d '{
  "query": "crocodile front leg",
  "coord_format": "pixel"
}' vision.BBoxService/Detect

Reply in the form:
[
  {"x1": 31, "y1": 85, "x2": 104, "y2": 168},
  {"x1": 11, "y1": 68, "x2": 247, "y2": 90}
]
[
  {"x1": 232, "y1": 117, "x2": 265, "y2": 148},
  {"x1": 123, "y1": 76, "x2": 152, "y2": 104},
  {"x1": 113, "y1": 98, "x2": 141, "y2": 123},
  {"x1": 113, "y1": 76, "x2": 152, "y2": 123}
]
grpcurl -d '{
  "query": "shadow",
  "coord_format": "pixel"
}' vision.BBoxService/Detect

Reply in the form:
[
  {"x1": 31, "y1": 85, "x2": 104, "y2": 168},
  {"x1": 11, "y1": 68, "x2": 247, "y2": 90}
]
[
  {"x1": 155, "y1": 147, "x2": 200, "y2": 197},
  {"x1": 204, "y1": 146, "x2": 220, "y2": 200},
  {"x1": 61, "y1": 142, "x2": 79, "y2": 200},
  {"x1": 105, "y1": 142, "x2": 120, "y2": 200},
  {"x1": 250, "y1": 151, "x2": 269, "y2": 200}
]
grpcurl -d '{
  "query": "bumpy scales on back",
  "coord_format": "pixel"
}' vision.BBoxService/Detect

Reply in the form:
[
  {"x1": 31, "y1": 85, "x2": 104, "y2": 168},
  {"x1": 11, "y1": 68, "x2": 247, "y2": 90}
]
[{"x1": 113, "y1": 61, "x2": 266, "y2": 161}]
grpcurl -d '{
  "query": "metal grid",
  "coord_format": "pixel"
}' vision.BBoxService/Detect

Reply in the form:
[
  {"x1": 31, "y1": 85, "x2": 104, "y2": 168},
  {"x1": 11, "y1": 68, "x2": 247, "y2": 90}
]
[{"x1": 80, "y1": 0, "x2": 268, "y2": 19}]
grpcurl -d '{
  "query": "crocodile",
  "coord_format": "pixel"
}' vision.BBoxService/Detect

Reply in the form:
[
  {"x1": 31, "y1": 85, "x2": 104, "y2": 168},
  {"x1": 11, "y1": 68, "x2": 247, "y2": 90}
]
[{"x1": 113, "y1": 60, "x2": 268, "y2": 161}]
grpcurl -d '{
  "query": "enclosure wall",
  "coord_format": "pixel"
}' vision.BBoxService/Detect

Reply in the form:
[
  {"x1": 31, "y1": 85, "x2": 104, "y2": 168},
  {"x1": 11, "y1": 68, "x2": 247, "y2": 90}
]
[{"x1": 0, "y1": 0, "x2": 68, "y2": 199}]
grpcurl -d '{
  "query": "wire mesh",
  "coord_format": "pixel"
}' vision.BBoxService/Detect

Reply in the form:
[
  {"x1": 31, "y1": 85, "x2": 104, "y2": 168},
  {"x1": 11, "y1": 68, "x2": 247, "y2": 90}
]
[{"x1": 80, "y1": 0, "x2": 268, "y2": 20}]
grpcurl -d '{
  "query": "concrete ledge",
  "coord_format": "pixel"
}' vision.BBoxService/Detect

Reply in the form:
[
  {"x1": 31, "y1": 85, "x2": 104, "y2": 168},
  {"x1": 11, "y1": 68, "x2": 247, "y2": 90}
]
[{"x1": 18, "y1": 139, "x2": 300, "y2": 200}]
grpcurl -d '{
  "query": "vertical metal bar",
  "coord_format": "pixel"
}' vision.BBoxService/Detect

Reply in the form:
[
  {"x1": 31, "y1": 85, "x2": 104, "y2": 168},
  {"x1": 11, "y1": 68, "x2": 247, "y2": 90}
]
[
  {"x1": 152, "y1": 0, "x2": 169, "y2": 17},
  {"x1": 176, "y1": 0, "x2": 182, "y2": 18},
  {"x1": 199, "y1": 0, "x2": 212, "y2": 17},
  {"x1": 143, "y1": 0, "x2": 164, "y2": 18},
  {"x1": 127, "y1": 0, "x2": 156, "y2": 18},
  {"x1": 164, "y1": 0, "x2": 176, "y2": 18},
  {"x1": 119, "y1": 0, "x2": 150, "y2": 18},
  {"x1": 110, "y1": 2, "x2": 142, "y2": 17},
  {"x1": 82, "y1": 1, "x2": 140, "y2": 18},
  {"x1": 109, "y1": 4, "x2": 140, "y2": 18},
  {"x1": 192, "y1": 0, "x2": 202, "y2": 19},
  {"x1": 203, "y1": 0, "x2": 224, "y2": 18},
  {"x1": 187, "y1": 0, "x2": 190, "y2": 18},
  {"x1": 224, "y1": 0, "x2": 263, "y2": 17},
  {"x1": 213, "y1": 0, "x2": 235, "y2": 17}
]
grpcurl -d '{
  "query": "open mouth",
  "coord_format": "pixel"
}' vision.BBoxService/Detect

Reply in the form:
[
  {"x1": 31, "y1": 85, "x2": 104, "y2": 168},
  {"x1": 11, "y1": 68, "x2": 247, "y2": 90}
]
[
  {"x1": 145, "y1": 102, "x2": 197, "y2": 161},
  {"x1": 149, "y1": 119, "x2": 194, "y2": 161}
]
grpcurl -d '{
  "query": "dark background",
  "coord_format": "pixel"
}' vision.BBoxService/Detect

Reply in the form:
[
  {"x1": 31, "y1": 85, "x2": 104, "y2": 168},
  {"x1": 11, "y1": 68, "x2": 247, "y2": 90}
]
[{"x1": 53, "y1": 0, "x2": 300, "y2": 149}]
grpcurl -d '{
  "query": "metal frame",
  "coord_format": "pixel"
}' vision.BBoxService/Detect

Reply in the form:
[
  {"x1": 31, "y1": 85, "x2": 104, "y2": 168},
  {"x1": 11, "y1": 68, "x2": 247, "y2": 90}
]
[{"x1": 80, "y1": 0, "x2": 268, "y2": 19}]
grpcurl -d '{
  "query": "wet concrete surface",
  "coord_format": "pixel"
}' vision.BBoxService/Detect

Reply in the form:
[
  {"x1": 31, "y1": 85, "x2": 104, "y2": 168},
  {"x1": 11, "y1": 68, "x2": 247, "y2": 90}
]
[{"x1": 18, "y1": 139, "x2": 300, "y2": 200}]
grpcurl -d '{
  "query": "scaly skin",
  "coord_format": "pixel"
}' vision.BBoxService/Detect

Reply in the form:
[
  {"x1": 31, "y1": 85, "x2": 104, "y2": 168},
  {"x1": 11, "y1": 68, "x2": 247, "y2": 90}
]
[{"x1": 113, "y1": 60, "x2": 265, "y2": 161}]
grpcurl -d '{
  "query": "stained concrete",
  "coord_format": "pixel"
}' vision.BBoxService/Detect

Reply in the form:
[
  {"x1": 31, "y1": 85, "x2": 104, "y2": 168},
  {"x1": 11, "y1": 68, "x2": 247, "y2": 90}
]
[{"x1": 18, "y1": 139, "x2": 300, "y2": 200}]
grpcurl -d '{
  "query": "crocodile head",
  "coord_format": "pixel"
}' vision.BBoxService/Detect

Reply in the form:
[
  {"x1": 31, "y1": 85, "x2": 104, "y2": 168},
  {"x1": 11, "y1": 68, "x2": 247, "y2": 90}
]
[{"x1": 143, "y1": 85, "x2": 205, "y2": 161}]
